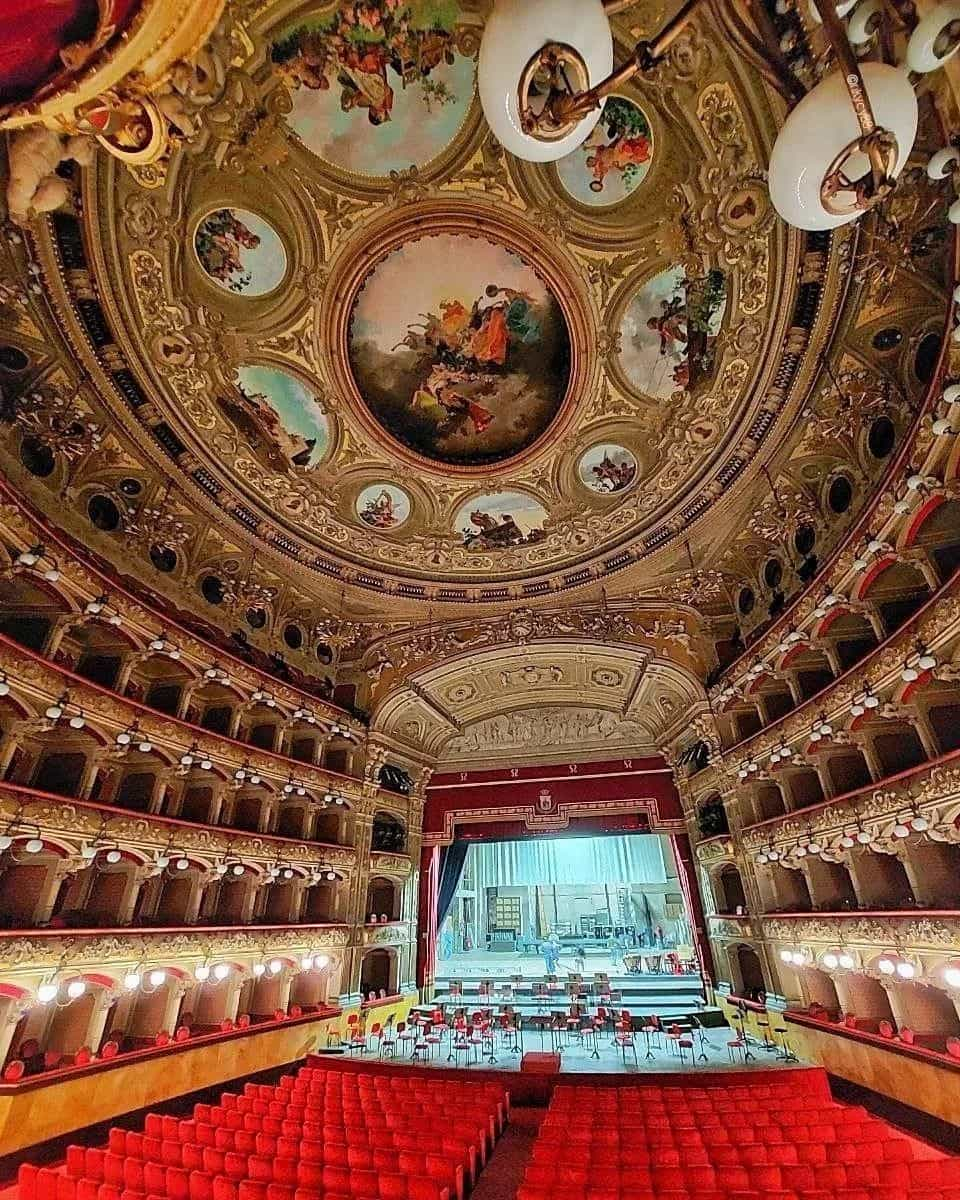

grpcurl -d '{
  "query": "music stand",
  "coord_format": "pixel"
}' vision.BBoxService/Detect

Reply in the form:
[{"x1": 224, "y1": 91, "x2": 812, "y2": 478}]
[
  {"x1": 734, "y1": 1007, "x2": 756, "y2": 1063},
  {"x1": 690, "y1": 1014, "x2": 711, "y2": 1064}
]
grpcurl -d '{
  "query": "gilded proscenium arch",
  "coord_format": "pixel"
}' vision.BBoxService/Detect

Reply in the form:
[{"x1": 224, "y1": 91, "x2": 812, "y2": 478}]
[
  {"x1": 369, "y1": 638, "x2": 708, "y2": 759},
  {"x1": 357, "y1": 600, "x2": 712, "y2": 709}
]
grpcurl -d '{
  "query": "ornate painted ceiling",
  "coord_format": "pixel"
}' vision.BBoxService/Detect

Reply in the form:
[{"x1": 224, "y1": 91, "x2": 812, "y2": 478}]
[{"x1": 0, "y1": 0, "x2": 954, "y2": 742}]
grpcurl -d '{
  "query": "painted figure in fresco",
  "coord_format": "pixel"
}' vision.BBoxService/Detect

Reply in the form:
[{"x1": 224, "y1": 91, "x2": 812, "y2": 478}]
[
  {"x1": 360, "y1": 488, "x2": 399, "y2": 528},
  {"x1": 462, "y1": 507, "x2": 546, "y2": 551},
  {"x1": 398, "y1": 283, "x2": 547, "y2": 440},
  {"x1": 271, "y1": 1, "x2": 460, "y2": 126},
  {"x1": 411, "y1": 365, "x2": 494, "y2": 436},
  {"x1": 220, "y1": 386, "x2": 315, "y2": 472},
  {"x1": 195, "y1": 209, "x2": 261, "y2": 293},
  {"x1": 647, "y1": 293, "x2": 687, "y2": 358},
  {"x1": 580, "y1": 97, "x2": 652, "y2": 195},
  {"x1": 591, "y1": 452, "x2": 637, "y2": 493}
]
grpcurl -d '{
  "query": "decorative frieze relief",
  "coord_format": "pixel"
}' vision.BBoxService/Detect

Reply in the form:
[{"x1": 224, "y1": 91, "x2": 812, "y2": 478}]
[
  {"x1": 0, "y1": 926, "x2": 352, "y2": 971},
  {"x1": 760, "y1": 914, "x2": 960, "y2": 952}
]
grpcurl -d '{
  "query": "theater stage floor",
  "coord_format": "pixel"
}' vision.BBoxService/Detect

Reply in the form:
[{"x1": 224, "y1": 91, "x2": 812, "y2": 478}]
[
  {"x1": 437, "y1": 949, "x2": 652, "y2": 977},
  {"x1": 328, "y1": 1027, "x2": 799, "y2": 1076}
]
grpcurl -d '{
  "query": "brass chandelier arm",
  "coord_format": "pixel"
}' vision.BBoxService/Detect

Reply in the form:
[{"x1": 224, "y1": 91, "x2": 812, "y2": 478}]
[
  {"x1": 519, "y1": 0, "x2": 705, "y2": 136},
  {"x1": 809, "y1": 0, "x2": 899, "y2": 216},
  {"x1": 721, "y1": 0, "x2": 807, "y2": 104}
]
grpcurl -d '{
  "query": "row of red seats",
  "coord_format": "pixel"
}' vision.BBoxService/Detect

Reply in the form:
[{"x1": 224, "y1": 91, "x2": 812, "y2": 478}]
[
  {"x1": 529, "y1": 1137, "x2": 917, "y2": 1165},
  {"x1": 272, "y1": 1079, "x2": 506, "y2": 1117},
  {"x1": 70, "y1": 1138, "x2": 462, "y2": 1189},
  {"x1": 107, "y1": 1122, "x2": 478, "y2": 1179},
  {"x1": 517, "y1": 1188, "x2": 960, "y2": 1200},
  {"x1": 521, "y1": 1075, "x2": 956, "y2": 1200},
  {"x1": 520, "y1": 1161, "x2": 960, "y2": 1193},
  {"x1": 181, "y1": 1100, "x2": 493, "y2": 1162},
  {"x1": 20, "y1": 1064, "x2": 508, "y2": 1200},
  {"x1": 64, "y1": 1145, "x2": 459, "y2": 1200},
  {"x1": 547, "y1": 1078, "x2": 832, "y2": 1101},
  {"x1": 20, "y1": 1163, "x2": 438, "y2": 1200}
]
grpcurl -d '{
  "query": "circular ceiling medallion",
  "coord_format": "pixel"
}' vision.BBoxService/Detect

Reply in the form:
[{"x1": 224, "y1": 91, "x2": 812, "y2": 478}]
[
  {"x1": 193, "y1": 209, "x2": 287, "y2": 297},
  {"x1": 347, "y1": 232, "x2": 572, "y2": 467},
  {"x1": 617, "y1": 265, "x2": 728, "y2": 399},
  {"x1": 356, "y1": 483, "x2": 411, "y2": 530},
  {"x1": 270, "y1": 2, "x2": 476, "y2": 177},
  {"x1": 455, "y1": 491, "x2": 549, "y2": 552},
  {"x1": 231, "y1": 366, "x2": 330, "y2": 470},
  {"x1": 556, "y1": 97, "x2": 653, "y2": 207},
  {"x1": 578, "y1": 443, "x2": 638, "y2": 495}
]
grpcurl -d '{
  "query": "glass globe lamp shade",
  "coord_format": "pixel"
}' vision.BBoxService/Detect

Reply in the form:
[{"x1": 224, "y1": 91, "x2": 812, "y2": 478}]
[
  {"x1": 67, "y1": 980, "x2": 86, "y2": 1000},
  {"x1": 768, "y1": 63, "x2": 918, "y2": 230},
  {"x1": 195, "y1": 965, "x2": 211, "y2": 982},
  {"x1": 315, "y1": 955, "x2": 329, "y2": 969},
  {"x1": 927, "y1": 145, "x2": 960, "y2": 179},
  {"x1": 838, "y1": 953, "x2": 855, "y2": 970},
  {"x1": 478, "y1": 0, "x2": 613, "y2": 163},
  {"x1": 253, "y1": 963, "x2": 266, "y2": 977},
  {"x1": 907, "y1": 3, "x2": 960, "y2": 72},
  {"x1": 37, "y1": 983, "x2": 58, "y2": 1004},
  {"x1": 822, "y1": 953, "x2": 839, "y2": 970},
  {"x1": 123, "y1": 973, "x2": 141, "y2": 990},
  {"x1": 944, "y1": 966, "x2": 960, "y2": 988},
  {"x1": 213, "y1": 963, "x2": 230, "y2": 981},
  {"x1": 780, "y1": 949, "x2": 793, "y2": 962}
]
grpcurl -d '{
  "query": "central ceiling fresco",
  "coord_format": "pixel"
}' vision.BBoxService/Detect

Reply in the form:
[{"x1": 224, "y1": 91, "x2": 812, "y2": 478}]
[
  {"x1": 0, "y1": 0, "x2": 950, "y2": 630},
  {"x1": 346, "y1": 231, "x2": 571, "y2": 468}
]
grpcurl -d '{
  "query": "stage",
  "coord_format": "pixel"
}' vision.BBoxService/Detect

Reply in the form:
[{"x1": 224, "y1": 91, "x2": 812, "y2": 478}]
[
  {"x1": 309, "y1": 1041, "x2": 808, "y2": 1105},
  {"x1": 430, "y1": 960, "x2": 715, "y2": 1028}
]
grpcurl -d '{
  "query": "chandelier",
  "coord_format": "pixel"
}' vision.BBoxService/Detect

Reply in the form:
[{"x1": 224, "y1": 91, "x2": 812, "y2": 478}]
[
  {"x1": 123, "y1": 485, "x2": 190, "y2": 552},
  {"x1": 13, "y1": 388, "x2": 102, "y2": 459},
  {"x1": 221, "y1": 574, "x2": 277, "y2": 614},
  {"x1": 476, "y1": 1, "x2": 959, "y2": 229}
]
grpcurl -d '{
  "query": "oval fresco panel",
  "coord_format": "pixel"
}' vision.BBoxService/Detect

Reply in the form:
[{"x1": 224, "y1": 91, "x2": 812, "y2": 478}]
[
  {"x1": 228, "y1": 366, "x2": 330, "y2": 471},
  {"x1": 194, "y1": 209, "x2": 287, "y2": 296},
  {"x1": 356, "y1": 483, "x2": 411, "y2": 529},
  {"x1": 348, "y1": 233, "x2": 571, "y2": 467},
  {"x1": 455, "y1": 492, "x2": 549, "y2": 552},
  {"x1": 271, "y1": 1, "x2": 475, "y2": 177},
  {"x1": 578, "y1": 443, "x2": 638, "y2": 495},
  {"x1": 556, "y1": 97, "x2": 653, "y2": 207},
  {"x1": 617, "y1": 265, "x2": 728, "y2": 400}
]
